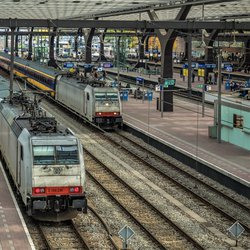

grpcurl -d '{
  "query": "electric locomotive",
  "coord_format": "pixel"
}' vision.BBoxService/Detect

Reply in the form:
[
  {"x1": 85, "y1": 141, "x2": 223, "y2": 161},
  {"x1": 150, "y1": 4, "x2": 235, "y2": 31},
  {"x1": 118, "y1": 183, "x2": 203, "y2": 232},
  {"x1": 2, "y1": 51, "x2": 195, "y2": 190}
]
[
  {"x1": 56, "y1": 76, "x2": 123, "y2": 129},
  {"x1": 0, "y1": 92, "x2": 87, "y2": 221},
  {"x1": 0, "y1": 52, "x2": 123, "y2": 129}
]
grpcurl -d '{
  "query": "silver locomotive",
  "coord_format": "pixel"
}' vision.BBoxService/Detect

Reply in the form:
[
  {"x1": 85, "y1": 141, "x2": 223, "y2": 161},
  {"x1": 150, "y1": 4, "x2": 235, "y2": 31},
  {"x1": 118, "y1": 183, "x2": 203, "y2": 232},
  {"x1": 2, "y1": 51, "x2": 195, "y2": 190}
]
[
  {"x1": 0, "y1": 92, "x2": 87, "y2": 221},
  {"x1": 56, "y1": 76, "x2": 123, "y2": 129}
]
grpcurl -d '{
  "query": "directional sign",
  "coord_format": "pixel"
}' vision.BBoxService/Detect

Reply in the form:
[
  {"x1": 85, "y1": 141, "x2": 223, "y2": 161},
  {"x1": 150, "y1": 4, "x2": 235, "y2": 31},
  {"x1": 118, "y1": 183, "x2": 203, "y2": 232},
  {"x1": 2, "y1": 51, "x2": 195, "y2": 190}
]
[
  {"x1": 118, "y1": 225, "x2": 135, "y2": 242},
  {"x1": 136, "y1": 77, "x2": 144, "y2": 85},
  {"x1": 225, "y1": 66, "x2": 233, "y2": 72},
  {"x1": 102, "y1": 62, "x2": 113, "y2": 68},
  {"x1": 196, "y1": 84, "x2": 204, "y2": 89},
  {"x1": 228, "y1": 221, "x2": 245, "y2": 238},
  {"x1": 63, "y1": 62, "x2": 74, "y2": 68},
  {"x1": 164, "y1": 79, "x2": 176, "y2": 87},
  {"x1": 205, "y1": 63, "x2": 216, "y2": 69}
]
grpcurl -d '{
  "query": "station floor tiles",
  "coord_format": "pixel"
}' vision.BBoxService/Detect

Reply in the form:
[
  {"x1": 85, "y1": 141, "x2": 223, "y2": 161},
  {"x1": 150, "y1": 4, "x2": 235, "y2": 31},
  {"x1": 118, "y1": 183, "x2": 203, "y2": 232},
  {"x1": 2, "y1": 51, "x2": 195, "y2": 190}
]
[{"x1": 121, "y1": 95, "x2": 250, "y2": 187}]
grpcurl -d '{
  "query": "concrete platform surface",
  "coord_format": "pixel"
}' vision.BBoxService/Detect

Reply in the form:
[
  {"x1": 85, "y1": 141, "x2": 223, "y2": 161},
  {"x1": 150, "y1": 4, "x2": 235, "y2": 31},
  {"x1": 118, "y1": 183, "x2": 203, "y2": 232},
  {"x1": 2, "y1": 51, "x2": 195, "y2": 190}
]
[
  {"x1": 121, "y1": 94, "x2": 250, "y2": 189},
  {"x1": 0, "y1": 163, "x2": 35, "y2": 250}
]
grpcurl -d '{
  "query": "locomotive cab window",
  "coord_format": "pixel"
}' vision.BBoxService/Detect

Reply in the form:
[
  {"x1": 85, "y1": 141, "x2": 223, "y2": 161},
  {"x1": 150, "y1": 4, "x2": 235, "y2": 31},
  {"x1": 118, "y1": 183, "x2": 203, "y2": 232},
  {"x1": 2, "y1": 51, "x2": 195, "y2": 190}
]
[
  {"x1": 56, "y1": 145, "x2": 79, "y2": 164},
  {"x1": 106, "y1": 93, "x2": 118, "y2": 100},
  {"x1": 95, "y1": 93, "x2": 106, "y2": 100},
  {"x1": 33, "y1": 145, "x2": 79, "y2": 165},
  {"x1": 33, "y1": 146, "x2": 55, "y2": 165}
]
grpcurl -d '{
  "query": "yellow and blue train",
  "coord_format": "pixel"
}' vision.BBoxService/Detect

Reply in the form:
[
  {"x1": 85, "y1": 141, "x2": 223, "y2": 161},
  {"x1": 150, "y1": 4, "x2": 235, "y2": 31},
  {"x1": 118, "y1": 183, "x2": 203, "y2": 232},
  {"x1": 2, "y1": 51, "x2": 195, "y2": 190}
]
[{"x1": 0, "y1": 52, "x2": 123, "y2": 129}]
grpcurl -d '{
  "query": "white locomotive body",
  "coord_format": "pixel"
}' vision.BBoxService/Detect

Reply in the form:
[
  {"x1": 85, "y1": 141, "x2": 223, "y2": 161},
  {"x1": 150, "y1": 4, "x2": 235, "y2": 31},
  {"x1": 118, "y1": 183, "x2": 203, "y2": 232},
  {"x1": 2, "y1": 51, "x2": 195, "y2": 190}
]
[
  {"x1": 0, "y1": 93, "x2": 87, "y2": 221},
  {"x1": 57, "y1": 76, "x2": 123, "y2": 129}
]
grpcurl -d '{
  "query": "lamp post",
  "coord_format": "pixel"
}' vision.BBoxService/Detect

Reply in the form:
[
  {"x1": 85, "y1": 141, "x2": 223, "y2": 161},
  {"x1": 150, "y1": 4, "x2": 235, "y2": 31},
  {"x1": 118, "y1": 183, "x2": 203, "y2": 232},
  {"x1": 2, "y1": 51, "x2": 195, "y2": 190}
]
[{"x1": 217, "y1": 49, "x2": 222, "y2": 143}]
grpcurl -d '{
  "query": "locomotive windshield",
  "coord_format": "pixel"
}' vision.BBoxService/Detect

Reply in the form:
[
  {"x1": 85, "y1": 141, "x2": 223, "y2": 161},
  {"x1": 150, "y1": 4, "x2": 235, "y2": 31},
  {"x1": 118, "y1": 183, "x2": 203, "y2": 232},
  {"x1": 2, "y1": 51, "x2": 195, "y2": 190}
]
[
  {"x1": 33, "y1": 145, "x2": 79, "y2": 165},
  {"x1": 95, "y1": 92, "x2": 118, "y2": 101}
]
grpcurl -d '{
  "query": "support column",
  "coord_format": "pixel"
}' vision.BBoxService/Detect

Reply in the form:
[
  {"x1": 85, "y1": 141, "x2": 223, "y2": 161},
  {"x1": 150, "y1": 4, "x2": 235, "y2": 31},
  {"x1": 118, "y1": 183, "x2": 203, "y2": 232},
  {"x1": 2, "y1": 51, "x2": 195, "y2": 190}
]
[
  {"x1": 99, "y1": 28, "x2": 107, "y2": 62},
  {"x1": 56, "y1": 33, "x2": 60, "y2": 57},
  {"x1": 148, "y1": 4, "x2": 191, "y2": 112},
  {"x1": 184, "y1": 38, "x2": 188, "y2": 60},
  {"x1": 5, "y1": 29, "x2": 8, "y2": 51},
  {"x1": 10, "y1": 27, "x2": 15, "y2": 103},
  {"x1": 204, "y1": 30, "x2": 218, "y2": 84},
  {"x1": 145, "y1": 35, "x2": 150, "y2": 52},
  {"x1": 84, "y1": 28, "x2": 95, "y2": 64},
  {"x1": 27, "y1": 27, "x2": 33, "y2": 60},
  {"x1": 134, "y1": 34, "x2": 147, "y2": 69},
  {"x1": 243, "y1": 39, "x2": 250, "y2": 68},
  {"x1": 15, "y1": 28, "x2": 19, "y2": 56},
  {"x1": 74, "y1": 35, "x2": 78, "y2": 56},
  {"x1": 48, "y1": 28, "x2": 59, "y2": 68},
  {"x1": 187, "y1": 33, "x2": 192, "y2": 97}
]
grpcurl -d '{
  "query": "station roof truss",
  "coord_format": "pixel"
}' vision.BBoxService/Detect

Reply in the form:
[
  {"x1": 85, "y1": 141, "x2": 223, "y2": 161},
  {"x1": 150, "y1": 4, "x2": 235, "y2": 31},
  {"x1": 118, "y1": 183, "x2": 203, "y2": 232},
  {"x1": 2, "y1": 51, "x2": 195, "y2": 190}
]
[
  {"x1": 0, "y1": 0, "x2": 249, "y2": 34},
  {"x1": 0, "y1": 0, "x2": 249, "y2": 21}
]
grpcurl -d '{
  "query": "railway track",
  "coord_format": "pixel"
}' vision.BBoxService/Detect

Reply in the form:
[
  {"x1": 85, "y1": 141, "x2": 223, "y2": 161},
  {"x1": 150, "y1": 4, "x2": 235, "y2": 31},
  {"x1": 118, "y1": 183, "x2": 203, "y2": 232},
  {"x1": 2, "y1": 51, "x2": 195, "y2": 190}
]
[
  {"x1": 84, "y1": 148, "x2": 203, "y2": 250},
  {"x1": 36, "y1": 220, "x2": 90, "y2": 250},
  {"x1": 41, "y1": 98, "x2": 250, "y2": 249},
  {"x1": 107, "y1": 131, "x2": 250, "y2": 232}
]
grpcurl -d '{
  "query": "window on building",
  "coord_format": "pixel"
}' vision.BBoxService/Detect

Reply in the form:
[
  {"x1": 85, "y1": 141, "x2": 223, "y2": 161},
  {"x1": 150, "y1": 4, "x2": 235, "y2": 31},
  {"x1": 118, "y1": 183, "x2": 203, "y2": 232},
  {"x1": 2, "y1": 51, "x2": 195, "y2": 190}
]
[{"x1": 233, "y1": 114, "x2": 243, "y2": 129}]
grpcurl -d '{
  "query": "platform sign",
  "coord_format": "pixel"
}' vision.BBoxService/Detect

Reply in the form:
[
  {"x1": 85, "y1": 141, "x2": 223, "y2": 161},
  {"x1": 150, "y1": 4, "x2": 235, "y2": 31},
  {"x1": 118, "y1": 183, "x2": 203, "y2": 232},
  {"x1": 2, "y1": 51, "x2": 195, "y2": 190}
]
[
  {"x1": 82, "y1": 64, "x2": 93, "y2": 69},
  {"x1": 223, "y1": 63, "x2": 233, "y2": 68},
  {"x1": 183, "y1": 63, "x2": 196, "y2": 69},
  {"x1": 164, "y1": 79, "x2": 176, "y2": 87},
  {"x1": 63, "y1": 62, "x2": 74, "y2": 68},
  {"x1": 198, "y1": 63, "x2": 205, "y2": 68},
  {"x1": 102, "y1": 62, "x2": 113, "y2": 68},
  {"x1": 225, "y1": 66, "x2": 233, "y2": 72},
  {"x1": 136, "y1": 77, "x2": 144, "y2": 85},
  {"x1": 196, "y1": 84, "x2": 204, "y2": 89},
  {"x1": 205, "y1": 64, "x2": 216, "y2": 69}
]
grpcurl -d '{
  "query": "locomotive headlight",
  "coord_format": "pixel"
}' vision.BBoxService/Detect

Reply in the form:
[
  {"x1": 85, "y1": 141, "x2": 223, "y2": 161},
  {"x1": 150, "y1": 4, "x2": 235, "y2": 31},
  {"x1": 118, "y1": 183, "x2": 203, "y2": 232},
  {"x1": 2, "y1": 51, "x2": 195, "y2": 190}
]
[
  {"x1": 98, "y1": 112, "x2": 102, "y2": 115},
  {"x1": 105, "y1": 103, "x2": 109, "y2": 106},
  {"x1": 114, "y1": 112, "x2": 117, "y2": 115}
]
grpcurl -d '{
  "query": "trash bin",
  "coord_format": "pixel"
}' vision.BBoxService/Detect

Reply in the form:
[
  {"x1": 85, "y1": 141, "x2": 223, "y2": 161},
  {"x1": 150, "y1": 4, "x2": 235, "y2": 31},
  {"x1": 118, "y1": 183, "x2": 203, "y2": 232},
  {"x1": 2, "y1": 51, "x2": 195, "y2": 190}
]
[
  {"x1": 120, "y1": 90, "x2": 128, "y2": 101},
  {"x1": 225, "y1": 81, "x2": 231, "y2": 90},
  {"x1": 245, "y1": 80, "x2": 250, "y2": 88},
  {"x1": 147, "y1": 91, "x2": 153, "y2": 101}
]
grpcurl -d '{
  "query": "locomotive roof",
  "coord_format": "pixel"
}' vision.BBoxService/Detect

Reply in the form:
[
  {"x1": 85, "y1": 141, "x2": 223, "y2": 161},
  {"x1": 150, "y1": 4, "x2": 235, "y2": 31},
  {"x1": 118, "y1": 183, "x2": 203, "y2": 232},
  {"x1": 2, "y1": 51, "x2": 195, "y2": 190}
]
[
  {"x1": 0, "y1": 100, "x2": 70, "y2": 137},
  {"x1": 60, "y1": 76, "x2": 119, "y2": 92},
  {"x1": 0, "y1": 52, "x2": 62, "y2": 78}
]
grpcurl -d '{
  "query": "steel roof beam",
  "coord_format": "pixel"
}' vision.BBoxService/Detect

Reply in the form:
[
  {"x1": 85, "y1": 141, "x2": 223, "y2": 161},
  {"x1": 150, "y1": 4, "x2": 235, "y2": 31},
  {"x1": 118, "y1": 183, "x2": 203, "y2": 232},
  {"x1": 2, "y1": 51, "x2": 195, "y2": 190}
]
[{"x1": 0, "y1": 19, "x2": 250, "y2": 30}]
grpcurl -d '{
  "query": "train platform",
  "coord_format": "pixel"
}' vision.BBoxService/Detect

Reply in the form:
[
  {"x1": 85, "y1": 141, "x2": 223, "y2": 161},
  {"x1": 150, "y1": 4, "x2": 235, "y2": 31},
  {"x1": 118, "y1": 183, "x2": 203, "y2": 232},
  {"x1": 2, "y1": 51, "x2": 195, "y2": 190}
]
[
  {"x1": 0, "y1": 163, "x2": 35, "y2": 250},
  {"x1": 0, "y1": 75, "x2": 35, "y2": 250},
  {"x1": 106, "y1": 67, "x2": 224, "y2": 92},
  {"x1": 120, "y1": 90, "x2": 250, "y2": 198}
]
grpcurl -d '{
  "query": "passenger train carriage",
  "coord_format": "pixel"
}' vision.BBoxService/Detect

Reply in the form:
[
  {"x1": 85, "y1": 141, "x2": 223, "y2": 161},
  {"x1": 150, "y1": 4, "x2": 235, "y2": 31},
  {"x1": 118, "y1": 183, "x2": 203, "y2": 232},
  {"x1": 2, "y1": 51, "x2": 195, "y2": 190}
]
[
  {"x1": 0, "y1": 52, "x2": 123, "y2": 129},
  {"x1": 0, "y1": 92, "x2": 87, "y2": 221}
]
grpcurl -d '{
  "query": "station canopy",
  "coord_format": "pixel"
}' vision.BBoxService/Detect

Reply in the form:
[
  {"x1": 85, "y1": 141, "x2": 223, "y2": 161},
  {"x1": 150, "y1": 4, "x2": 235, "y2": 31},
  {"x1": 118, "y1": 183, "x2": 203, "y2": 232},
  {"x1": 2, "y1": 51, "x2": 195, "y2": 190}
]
[{"x1": 0, "y1": 0, "x2": 249, "y2": 22}]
